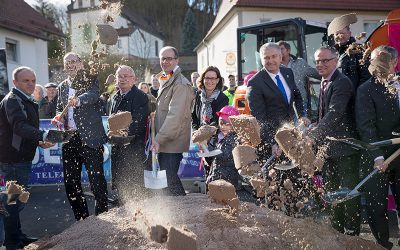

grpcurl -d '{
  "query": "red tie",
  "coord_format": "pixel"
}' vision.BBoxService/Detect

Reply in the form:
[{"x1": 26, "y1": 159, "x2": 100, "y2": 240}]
[{"x1": 318, "y1": 80, "x2": 329, "y2": 121}]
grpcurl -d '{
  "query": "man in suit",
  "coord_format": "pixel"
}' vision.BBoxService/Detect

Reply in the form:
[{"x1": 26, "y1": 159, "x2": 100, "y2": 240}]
[
  {"x1": 151, "y1": 46, "x2": 195, "y2": 196},
  {"x1": 51, "y1": 52, "x2": 108, "y2": 221},
  {"x1": 307, "y1": 46, "x2": 360, "y2": 235},
  {"x1": 246, "y1": 42, "x2": 303, "y2": 157},
  {"x1": 109, "y1": 65, "x2": 149, "y2": 202},
  {"x1": 355, "y1": 45, "x2": 400, "y2": 249},
  {"x1": 246, "y1": 42, "x2": 304, "y2": 215}
]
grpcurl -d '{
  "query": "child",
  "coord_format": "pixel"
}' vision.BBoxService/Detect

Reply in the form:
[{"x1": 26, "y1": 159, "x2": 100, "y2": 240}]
[{"x1": 206, "y1": 106, "x2": 240, "y2": 189}]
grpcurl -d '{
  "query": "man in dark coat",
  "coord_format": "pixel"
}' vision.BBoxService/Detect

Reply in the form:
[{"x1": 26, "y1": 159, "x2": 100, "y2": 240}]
[
  {"x1": 328, "y1": 13, "x2": 370, "y2": 91},
  {"x1": 52, "y1": 52, "x2": 108, "y2": 221},
  {"x1": 39, "y1": 82, "x2": 58, "y2": 119},
  {"x1": 307, "y1": 46, "x2": 360, "y2": 235},
  {"x1": 355, "y1": 45, "x2": 400, "y2": 249},
  {"x1": 0, "y1": 67, "x2": 53, "y2": 249},
  {"x1": 109, "y1": 65, "x2": 149, "y2": 202}
]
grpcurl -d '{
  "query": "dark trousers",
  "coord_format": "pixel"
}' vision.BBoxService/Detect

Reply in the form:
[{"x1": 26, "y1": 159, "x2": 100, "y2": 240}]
[
  {"x1": 323, "y1": 154, "x2": 361, "y2": 235},
  {"x1": 0, "y1": 162, "x2": 31, "y2": 248},
  {"x1": 363, "y1": 154, "x2": 400, "y2": 249},
  {"x1": 62, "y1": 133, "x2": 108, "y2": 220},
  {"x1": 158, "y1": 152, "x2": 185, "y2": 196},
  {"x1": 111, "y1": 142, "x2": 147, "y2": 201}
]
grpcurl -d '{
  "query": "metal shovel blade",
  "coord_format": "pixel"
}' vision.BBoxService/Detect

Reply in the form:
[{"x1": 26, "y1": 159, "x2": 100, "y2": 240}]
[
  {"x1": 273, "y1": 162, "x2": 297, "y2": 171},
  {"x1": 197, "y1": 149, "x2": 222, "y2": 158},
  {"x1": 144, "y1": 169, "x2": 168, "y2": 189},
  {"x1": 144, "y1": 152, "x2": 168, "y2": 190},
  {"x1": 327, "y1": 137, "x2": 373, "y2": 150},
  {"x1": 322, "y1": 187, "x2": 360, "y2": 205}
]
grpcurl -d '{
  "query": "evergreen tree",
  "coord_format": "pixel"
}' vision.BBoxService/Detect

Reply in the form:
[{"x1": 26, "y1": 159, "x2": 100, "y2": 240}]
[{"x1": 182, "y1": 8, "x2": 199, "y2": 55}]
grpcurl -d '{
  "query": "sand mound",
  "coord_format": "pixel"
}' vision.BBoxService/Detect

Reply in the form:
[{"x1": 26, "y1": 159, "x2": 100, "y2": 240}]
[{"x1": 26, "y1": 195, "x2": 383, "y2": 250}]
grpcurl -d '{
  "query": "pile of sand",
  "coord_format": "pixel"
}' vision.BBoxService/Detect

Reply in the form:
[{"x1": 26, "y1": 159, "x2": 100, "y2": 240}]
[{"x1": 26, "y1": 195, "x2": 383, "y2": 250}]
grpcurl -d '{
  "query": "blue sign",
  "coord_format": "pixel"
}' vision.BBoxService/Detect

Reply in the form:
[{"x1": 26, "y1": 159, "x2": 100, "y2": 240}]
[
  {"x1": 30, "y1": 117, "x2": 111, "y2": 184},
  {"x1": 178, "y1": 144, "x2": 204, "y2": 179}
]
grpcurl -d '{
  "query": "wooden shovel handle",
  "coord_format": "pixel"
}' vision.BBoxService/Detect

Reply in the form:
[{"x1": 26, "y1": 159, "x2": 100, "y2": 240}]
[
  {"x1": 384, "y1": 148, "x2": 400, "y2": 165},
  {"x1": 390, "y1": 138, "x2": 400, "y2": 145},
  {"x1": 150, "y1": 112, "x2": 156, "y2": 141},
  {"x1": 58, "y1": 103, "x2": 70, "y2": 119}
]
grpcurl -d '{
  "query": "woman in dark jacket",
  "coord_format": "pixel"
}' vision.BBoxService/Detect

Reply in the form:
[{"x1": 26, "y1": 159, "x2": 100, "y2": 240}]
[{"x1": 192, "y1": 66, "x2": 228, "y2": 130}]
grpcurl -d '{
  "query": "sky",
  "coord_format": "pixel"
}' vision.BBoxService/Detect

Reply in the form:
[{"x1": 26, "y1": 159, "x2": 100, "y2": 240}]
[{"x1": 24, "y1": 0, "x2": 70, "y2": 9}]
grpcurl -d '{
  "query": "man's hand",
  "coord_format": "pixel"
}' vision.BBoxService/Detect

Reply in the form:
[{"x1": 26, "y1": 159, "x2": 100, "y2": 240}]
[
  {"x1": 151, "y1": 141, "x2": 160, "y2": 153},
  {"x1": 39, "y1": 141, "x2": 56, "y2": 149},
  {"x1": 68, "y1": 96, "x2": 80, "y2": 107},
  {"x1": 272, "y1": 144, "x2": 282, "y2": 157},
  {"x1": 51, "y1": 115, "x2": 64, "y2": 126},
  {"x1": 374, "y1": 158, "x2": 388, "y2": 172}
]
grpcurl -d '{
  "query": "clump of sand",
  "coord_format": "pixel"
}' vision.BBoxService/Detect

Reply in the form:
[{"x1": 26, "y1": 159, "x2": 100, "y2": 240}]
[{"x1": 26, "y1": 195, "x2": 383, "y2": 250}]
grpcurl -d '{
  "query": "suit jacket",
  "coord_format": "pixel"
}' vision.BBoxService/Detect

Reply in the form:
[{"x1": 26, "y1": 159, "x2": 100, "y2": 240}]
[
  {"x1": 309, "y1": 69, "x2": 358, "y2": 158},
  {"x1": 109, "y1": 85, "x2": 149, "y2": 143},
  {"x1": 246, "y1": 67, "x2": 303, "y2": 144},
  {"x1": 56, "y1": 75, "x2": 107, "y2": 148},
  {"x1": 356, "y1": 76, "x2": 400, "y2": 160}
]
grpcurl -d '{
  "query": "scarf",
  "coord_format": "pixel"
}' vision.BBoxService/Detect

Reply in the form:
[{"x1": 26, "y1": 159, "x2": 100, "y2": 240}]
[
  {"x1": 158, "y1": 71, "x2": 174, "y2": 86},
  {"x1": 200, "y1": 89, "x2": 220, "y2": 125}
]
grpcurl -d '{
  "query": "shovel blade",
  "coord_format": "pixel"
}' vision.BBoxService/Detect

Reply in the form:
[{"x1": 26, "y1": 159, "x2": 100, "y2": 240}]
[
  {"x1": 197, "y1": 149, "x2": 222, "y2": 158},
  {"x1": 273, "y1": 162, "x2": 297, "y2": 171},
  {"x1": 144, "y1": 170, "x2": 168, "y2": 189}
]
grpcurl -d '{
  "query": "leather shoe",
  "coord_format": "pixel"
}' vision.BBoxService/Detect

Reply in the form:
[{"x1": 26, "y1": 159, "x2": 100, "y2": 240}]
[{"x1": 19, "y1": 235, "x2": 38, "y2": 245}]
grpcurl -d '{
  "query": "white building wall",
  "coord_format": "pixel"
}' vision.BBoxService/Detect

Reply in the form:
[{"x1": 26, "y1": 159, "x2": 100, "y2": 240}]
[
  {"x1": 0, "y1": 28, "x2": 49, "y2": 90},
  {"x1": 70, "y1": 10, "x2": 163, "y2": 59},
  {"x1": 197, "y1": 9, "x2": 387, "y2": 81}
]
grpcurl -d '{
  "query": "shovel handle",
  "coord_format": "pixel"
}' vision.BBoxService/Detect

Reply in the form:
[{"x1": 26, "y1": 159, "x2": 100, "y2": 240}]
[
  {"x1": 371, "y1": 138, "x2": 400, "y2": 147},
  {"x1": 384, "y1": 147, "x2": 400, "y2": 165}
]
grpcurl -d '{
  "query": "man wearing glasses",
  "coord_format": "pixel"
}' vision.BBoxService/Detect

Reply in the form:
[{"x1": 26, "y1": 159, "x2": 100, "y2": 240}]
[
  {"x1": 51, "y1": 52, "x2": 108, "y2": 220},
  {"x1": 306, "y1": 46, "x2": 360, "y2": 236},
  {"x1": 151, "y1": 46, "x2": 195, "y2": 196}
]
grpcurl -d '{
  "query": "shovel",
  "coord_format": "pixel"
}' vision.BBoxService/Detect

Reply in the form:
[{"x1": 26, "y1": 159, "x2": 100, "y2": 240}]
[
  {"x1": 273, "y1": 161, "x2": 297, "y2": 171},
  {"x1": 197, "y1": 144, "x2": 222, "y2": 158},
  {"x1": 327, "y1": 137, "x2": 400, "y2": 151},
  {"x1": 323, "y1": 147, "x2": 400, "y2": 205},
  {"x1": 144, "y1": 114, "x2": 168, "y2": 189}
]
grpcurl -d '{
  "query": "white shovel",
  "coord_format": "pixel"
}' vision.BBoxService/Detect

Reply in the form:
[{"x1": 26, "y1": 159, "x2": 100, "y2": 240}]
[{"x1": 144, "y1": 113, "x2": 168, "y2": 189}]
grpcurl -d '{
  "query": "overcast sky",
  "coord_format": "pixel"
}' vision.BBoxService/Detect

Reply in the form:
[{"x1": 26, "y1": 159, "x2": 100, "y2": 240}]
[{"x1": 24, "y1": 0, "x2": 70, "y2": 9}]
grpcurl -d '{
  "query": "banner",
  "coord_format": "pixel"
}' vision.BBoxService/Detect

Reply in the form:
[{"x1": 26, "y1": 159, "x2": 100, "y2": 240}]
[
  {"x1": 0, "y1": 49, "x2": 9, "y2": 99},
  {"x1": 30, "y1": 117, "x2": 111, "y2": 184}
]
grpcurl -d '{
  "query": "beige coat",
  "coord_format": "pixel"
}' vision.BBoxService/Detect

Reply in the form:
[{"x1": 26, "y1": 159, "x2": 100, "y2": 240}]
[{"x1": 155, "y1": 67, "x2": 195, "y2": 153}]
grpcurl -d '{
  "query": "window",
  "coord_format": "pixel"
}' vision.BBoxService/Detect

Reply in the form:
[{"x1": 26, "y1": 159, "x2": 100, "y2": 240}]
[
  {"x1": 78, "y1": 0, "x2": 82, "y2": 8},
  {"x1": 90, "y1": 0, "x2": 95, "y2": 7},
  {"x1": 6, "y1": 39, "x2": 18, "y2": 62},
  {"x1": 364, "y1": 22, "x2": 379, "y2": 38},
  {"x1": 117, "y1": 39, "x2": 122, "y2": 49},
  {"x1": 155, "y1": 40, "x2": 158, "y2": 57}
]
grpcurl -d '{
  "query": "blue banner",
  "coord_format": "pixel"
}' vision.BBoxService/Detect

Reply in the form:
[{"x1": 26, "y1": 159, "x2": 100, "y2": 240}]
[{"x1": 30, "y1": 117, "x2": 111, "y2": 184}]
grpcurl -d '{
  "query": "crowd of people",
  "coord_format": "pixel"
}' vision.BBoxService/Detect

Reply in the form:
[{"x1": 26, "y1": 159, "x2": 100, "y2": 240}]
[{"x1": 0, "y1": 12, "x2": 398, "y2": 250}]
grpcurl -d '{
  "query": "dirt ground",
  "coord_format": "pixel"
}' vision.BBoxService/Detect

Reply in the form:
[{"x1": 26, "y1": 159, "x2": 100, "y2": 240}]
[{"x1": 25, "y1": 194, "x2": 385, "y2": 250}]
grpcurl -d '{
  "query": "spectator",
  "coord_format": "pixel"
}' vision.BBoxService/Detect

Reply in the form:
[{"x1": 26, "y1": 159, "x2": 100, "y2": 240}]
[
  {"x1": 149, "y1": 74, "x2": 160, "y2": 98},
  {"x1": 328, "y1": 13, "x2": 370, "y2": 91},
  {"x1": 33, "y1": 84, "x2": 46, "y2": 108},
  {"x1": 51, "y1": 52, "x2": 108, "y2": 221},
  {"x1": 109, "y1": 66, "x2": 149, "y2": 203},
  {"x1": 278, "y1": 40, "x2": 319, "y2": 112},
  {"x1": 192, "y1": 66, "x2": 229, "y2": 130},
  {"x1": 190, "y1": 72, "x2": 200, "y2": 88},
  {"x1": 151, "y1": 46, "x2": 195, "y2": 196},
  {"x1": 0, "y1": 67, "x2": 54, "y2": 249},
  {"x1": 138, "y1": 82, "x2": 156, "y2": 113},
  {"x1": 206, "y1": 106, "x2": 240, "y2": 189},
  {"x1": 223, "y1": 74, "x2": 237, "y2": 105},
  {"x1": 99, "y1": 92, "x2": 110, "y2": 116},
  {"x1": 39, "y1": 83, "x2": 58, "y2": 119}
]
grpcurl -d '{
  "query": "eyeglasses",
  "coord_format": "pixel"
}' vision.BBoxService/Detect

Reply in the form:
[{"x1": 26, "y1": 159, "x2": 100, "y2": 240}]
[
  {"x1": 160, "y1": 57, "x2": 177, "y2": 62},
  {"x1": 117, "y1": 75, "x2": 134, "y2": 79},
  {"x1": 204, "y1": 77, "x2": 219, "y2": 81},
  {"x1": 315, "y1": 58, "x2": 336, "y2": 65}
]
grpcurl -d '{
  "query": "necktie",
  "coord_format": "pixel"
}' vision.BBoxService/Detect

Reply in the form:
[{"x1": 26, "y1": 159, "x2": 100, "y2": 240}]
[
  {"x1": 275, "y1": 75, "x2": 288, "y2": 105},
  {"x1": 318, "y1": 80, "x2": 329, "y2": 121}
]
